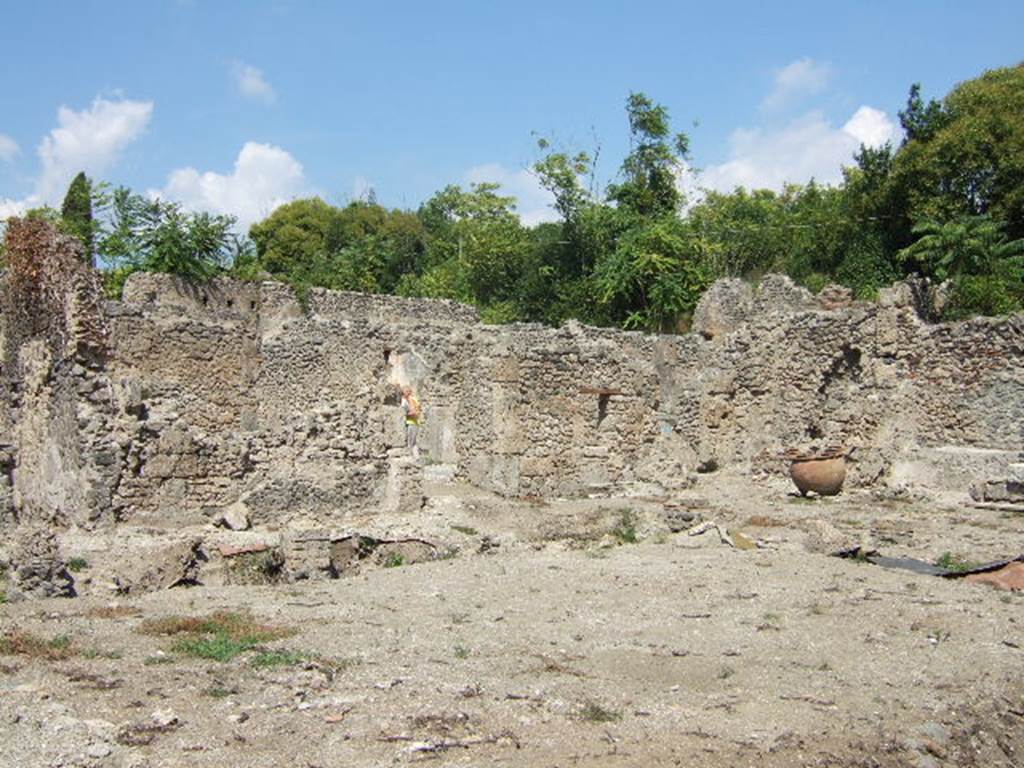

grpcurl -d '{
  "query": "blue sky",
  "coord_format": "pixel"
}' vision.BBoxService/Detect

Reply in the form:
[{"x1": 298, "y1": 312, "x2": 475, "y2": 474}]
[{"x1": 1, "y1": 1, "x2": 1021, "y2": 229}]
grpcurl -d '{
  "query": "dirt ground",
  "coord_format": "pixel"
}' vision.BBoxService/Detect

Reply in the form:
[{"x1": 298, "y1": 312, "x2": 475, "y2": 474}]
[{"x1": 2, "y1": 473, "x2": 1023, "y2": 768}]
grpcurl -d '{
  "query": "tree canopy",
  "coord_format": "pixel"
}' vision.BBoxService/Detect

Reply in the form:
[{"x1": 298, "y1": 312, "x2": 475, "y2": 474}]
[{"x1": 11, "y1": 63, "x2": 1020, "y2": 326}]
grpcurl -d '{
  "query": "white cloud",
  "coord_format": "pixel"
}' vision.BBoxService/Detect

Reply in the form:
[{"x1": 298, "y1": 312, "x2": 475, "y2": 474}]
[
  {"x1": 762, "y1": 58, "x2": 831, "y2": 111},
  {"x1": 842, "y1": 105, "x2": 899, "y2": 148},
  {"x1": 699, "y1": 107, "x2": 900, "y2": 193},
  {"x1": 0, "y1": 198, "x2": 31, "y2": 219},
  {"x1": 150, "y1": 141, "x2": 310, "y2": 230},
  {"x1": 36, "y1": 97, "x2": 153, "y2": 203},
  {"x1": 0, "y1": 134, "x2": 19, "y2": 162},
  {"x1": 464, "y1": 163, "x2": 557, "y2": 226},
  {"x1": 232, "y1": 62, "x2": 276, "y2": 104},
  {"x1": 0, "y1": 97, "x2": 151, "y2": 216}
]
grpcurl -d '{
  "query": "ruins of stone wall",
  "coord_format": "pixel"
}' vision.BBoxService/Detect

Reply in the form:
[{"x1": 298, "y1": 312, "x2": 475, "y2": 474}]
[{"x1": 1, "y1": 270, "x2": 1021, "y2": 533}]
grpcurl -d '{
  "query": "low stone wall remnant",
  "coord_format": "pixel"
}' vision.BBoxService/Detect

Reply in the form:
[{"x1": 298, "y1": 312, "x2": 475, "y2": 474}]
[{"x1": 1, "y1": 268, "x2": 1021, "y2": 538}]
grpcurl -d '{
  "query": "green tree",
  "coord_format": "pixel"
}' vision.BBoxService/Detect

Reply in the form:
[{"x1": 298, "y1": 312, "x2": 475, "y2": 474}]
[
  {"x1": 531, "y1": 93, "x2": 703, "y2": 330},
  {"x1": 248, "y1": 197, "x2": 338, "y2": 280},
  {"x1": 247, "y1": 198, "x2": 427, "y2": 297},
  {"x1": 60, "y1": 172, "x2": 95, "y2": 264},
  {"x1": 595, "y1": 216, "x2": 709, "y2": 331},
  {"x1": 607, "y1": 92, "x2": 690, "y2": 217},
  {"x1": 405, "y1": 183, "x2": 530, "y2": 315},
  {"x1": 897, "y1": 83, "x2": 947, "y2": 143},
  {"x1": 898, "y1": 215, "x2": 1024, "y2": 281},
  {"x1": 892, "y1": 65, "x2": 1024, "y2": 238},
  {"x1": 99, "y1": 187, "x2": 235, "y2": 295}
]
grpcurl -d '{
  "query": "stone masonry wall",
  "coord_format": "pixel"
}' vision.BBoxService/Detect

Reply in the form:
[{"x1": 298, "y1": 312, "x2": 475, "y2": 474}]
[{"x1": 1, "y1": 271, "x2": 1021, "y2": 533}]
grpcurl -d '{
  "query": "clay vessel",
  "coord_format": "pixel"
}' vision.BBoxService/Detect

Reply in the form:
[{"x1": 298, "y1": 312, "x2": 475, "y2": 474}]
[{"x1": 789, "y1": 456, "x2": 846, "y2": 496}]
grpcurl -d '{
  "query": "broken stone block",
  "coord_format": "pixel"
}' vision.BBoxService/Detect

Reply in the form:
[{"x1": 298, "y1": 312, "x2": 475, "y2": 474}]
[
  {"x1": 217, "y1": 502, "x2": 251, "y2": 531},
  {"x1": 6, "y1": 527, "x2": 75, "y2": 601},
  {"x1": 662, "y1": 508, "x2": 700, "y2": 533},
  {"x1": 113, "y1": 539, "x2": 203, "y2": 594},
  {"x1": 222, "y1": 546, "x2": 284, "y2": 585}
]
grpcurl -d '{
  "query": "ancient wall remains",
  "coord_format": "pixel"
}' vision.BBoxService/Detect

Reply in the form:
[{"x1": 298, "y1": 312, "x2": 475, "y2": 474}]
[{"x1": 1, "y1": 269, "x2": 1021, "y2": 534}]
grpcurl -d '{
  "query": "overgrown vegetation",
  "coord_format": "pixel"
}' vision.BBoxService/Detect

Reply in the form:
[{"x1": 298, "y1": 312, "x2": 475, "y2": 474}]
[
  {"x1": 4, "y1": 64, "x2": 1021, "y2": 327},
  {"x1": 138, "y1": 611, "x2": 295, "y2": 662}
]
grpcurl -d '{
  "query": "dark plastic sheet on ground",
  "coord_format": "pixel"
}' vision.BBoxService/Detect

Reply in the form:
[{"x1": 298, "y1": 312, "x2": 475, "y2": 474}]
[{"x1": 834, "y1": 549, "x2": 1024, "y2": 579}]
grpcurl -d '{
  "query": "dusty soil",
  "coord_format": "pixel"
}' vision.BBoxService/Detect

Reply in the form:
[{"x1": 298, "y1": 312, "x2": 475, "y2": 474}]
[{"x1": 2, "y1": 474, "x2": 1023, "y2": 768}]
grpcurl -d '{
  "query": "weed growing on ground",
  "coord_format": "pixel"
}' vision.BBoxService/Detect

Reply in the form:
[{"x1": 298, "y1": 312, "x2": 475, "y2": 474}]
[
  {"x1": 204, "y1": 685, "x2": 232, "y2": 698},
  {"x1": 450, "y1": 524, "x2": 478, "y2": 536},
  {"x1": 0, "y1": 631, "x2": 76, "y2": 660},
  {"x1": 935, "y1": 551, "x2": 980, "y2": 573},
  {"x1": 67, "y1": 557, "x2": 89, "y2": 572},
  {"x1": 927, "y1": 628, "x2": 951, "y2": 644},
  {"x1": 143, "y1": 654, "x2": 175, "y2": 665},
  {"x1": 250, "y1": 649, "x2": 312, "y2": 668},
  {"x1": 454, "y1": 644, "x2": 470, "y2": 659},
  {"x1": 612, "y1": 510, "x2": 638, "y2": 544},
  {"x1": 578, "y1": 701, "x2": 621, "y2": 723},
  {"x1": 138, "y1": 611, "x2": 295, "y2": 662},
  {"x1": 383, "y1": 552, "x2": 405, "y2": 568}
]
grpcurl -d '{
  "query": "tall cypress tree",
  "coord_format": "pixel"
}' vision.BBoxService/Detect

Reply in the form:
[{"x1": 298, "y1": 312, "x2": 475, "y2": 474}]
[{"x1": 61, "y1": 171, "x2": 94, "y2": 265}]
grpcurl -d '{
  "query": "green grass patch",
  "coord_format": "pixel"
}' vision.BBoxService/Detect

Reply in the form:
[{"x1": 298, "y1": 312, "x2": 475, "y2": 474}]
[
  {"x1": 171, "y1": 634, "x2": 261, "y2": 662},
  {"x1": 67, "y1": 557, "x2": 89, "y2": 572},
  {"x1": 450, "y1": 524, "x2": 479, "y2": 536},
  {"x1": 139, "y1": 610, "x2": 295, "y2": 663},
  {"x1": 383, "y1": 552, "x2": 405, "y2": 568},
  {"x1": 250, "y1": 649, "x2": 312, "y2": 668}
]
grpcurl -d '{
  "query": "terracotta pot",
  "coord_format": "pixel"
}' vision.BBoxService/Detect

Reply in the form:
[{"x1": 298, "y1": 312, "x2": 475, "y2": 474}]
[{"x1": 789, "y1": 456, "x2": 846, "y2": 496}]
